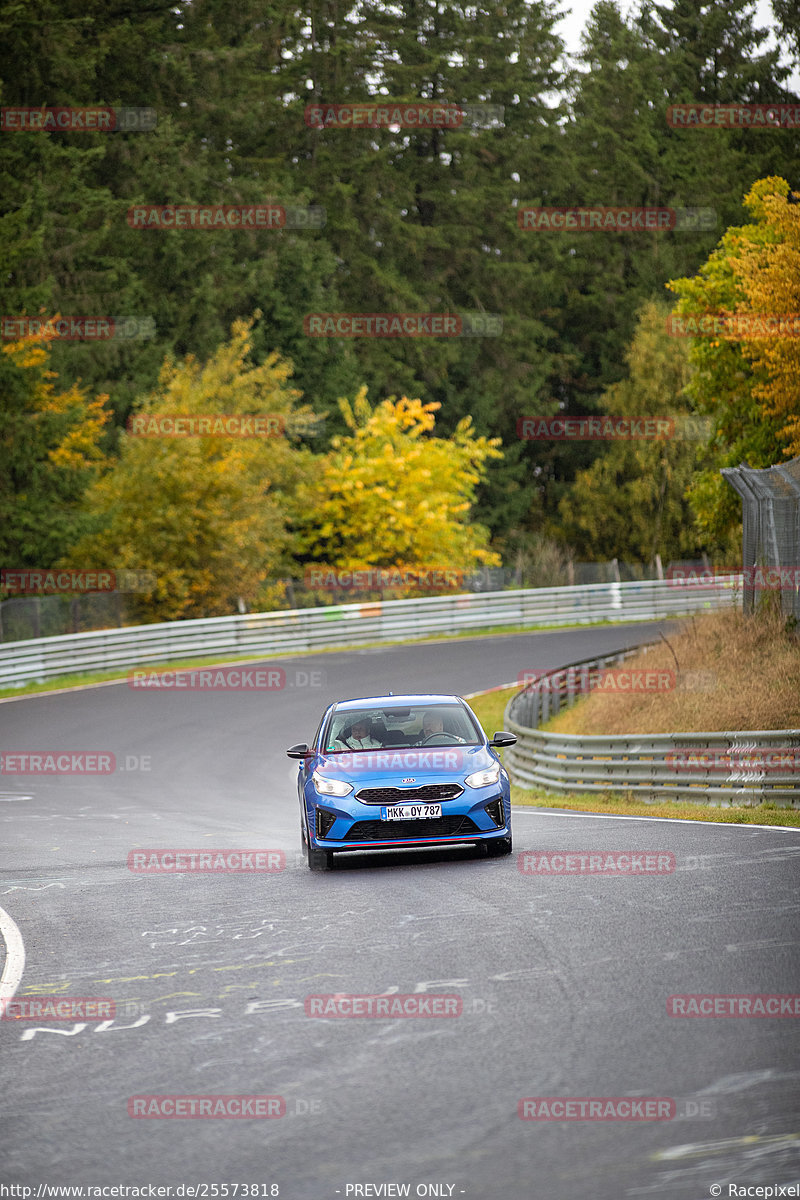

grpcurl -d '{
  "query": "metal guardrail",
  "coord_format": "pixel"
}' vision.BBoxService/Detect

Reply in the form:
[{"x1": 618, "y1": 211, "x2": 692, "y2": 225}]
[
  {"x1": 503, "y1": 646, "x2": 800, "y2": 807},
  {"x1": 0, "y1": 577, "x2": 738, "y2": 688}
]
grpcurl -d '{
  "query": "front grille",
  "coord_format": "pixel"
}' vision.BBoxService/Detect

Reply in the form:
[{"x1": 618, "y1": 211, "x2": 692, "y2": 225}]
[
  {"x1": 355, "y1": 784, "x2": 464, "y2": 805},
  {"x1": 344, "y1": 815, "x2": 480, "y2": 842}
]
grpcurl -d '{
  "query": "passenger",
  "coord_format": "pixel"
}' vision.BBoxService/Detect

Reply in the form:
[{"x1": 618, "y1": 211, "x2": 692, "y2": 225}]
[{"x1": 335, "y1": 717, "x2": 382, "y2": 751}]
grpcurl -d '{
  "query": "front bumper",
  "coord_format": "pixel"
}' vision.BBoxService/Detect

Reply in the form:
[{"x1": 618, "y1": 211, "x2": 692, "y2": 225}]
[{"x1": 306, "y1": 788, "x2": 510, "y2": 851}]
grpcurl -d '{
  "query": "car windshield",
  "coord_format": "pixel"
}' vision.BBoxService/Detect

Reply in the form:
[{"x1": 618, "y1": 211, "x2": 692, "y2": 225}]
[{"x1": 322, "y1": 704, "x2": 481, "y2": 752}]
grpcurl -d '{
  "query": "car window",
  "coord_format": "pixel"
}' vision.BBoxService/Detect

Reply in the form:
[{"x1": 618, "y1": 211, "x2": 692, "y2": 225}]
[
  {"x1": 322, "y1": 704, "x2": 481, "y2": 750},
  {"x1": 311, "y1": 712, "x2": 326, "y2": 750}
]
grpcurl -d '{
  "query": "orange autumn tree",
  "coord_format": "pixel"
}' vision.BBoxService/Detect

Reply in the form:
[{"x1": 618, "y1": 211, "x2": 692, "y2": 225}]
[{"x1": 668, "y1": 177, "x2": 800, "y2": 548}]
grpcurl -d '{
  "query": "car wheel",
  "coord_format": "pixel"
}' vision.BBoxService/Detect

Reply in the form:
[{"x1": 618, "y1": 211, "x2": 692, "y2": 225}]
[
  {"x1": 307, "y1": 842, "x2": 333, "y2": 871},
  {"x1": 485, "y1": 835, "x2": 512, "y2": 857}
]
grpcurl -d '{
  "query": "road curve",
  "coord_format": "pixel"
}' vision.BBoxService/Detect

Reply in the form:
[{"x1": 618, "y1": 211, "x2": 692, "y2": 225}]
[{"x1": 2, "y1": 622, "x2": 799, "y2": 1200}]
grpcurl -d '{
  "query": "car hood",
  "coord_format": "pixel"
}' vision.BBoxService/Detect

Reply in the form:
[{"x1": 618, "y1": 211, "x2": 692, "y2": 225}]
[{"x1": 314, "y1": 744, "x2": 493, "y2": 785}]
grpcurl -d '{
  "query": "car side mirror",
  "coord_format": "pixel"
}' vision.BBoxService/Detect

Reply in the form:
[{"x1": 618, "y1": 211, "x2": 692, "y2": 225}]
[
  {"x1": 286, "y1": 743, "x2": 313, "y2": 759},
  {"x1": 489, "y1": 731, "x2": 517, "y2": 747}
]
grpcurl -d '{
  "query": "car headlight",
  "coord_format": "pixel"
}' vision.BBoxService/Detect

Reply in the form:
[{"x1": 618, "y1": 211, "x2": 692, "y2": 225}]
[
  {"x1": 465, "y1": 762, "x2": 501, "y2": 788},
  {"x1": 312, "y1": 771, "x2": 353, "y2": 797}
]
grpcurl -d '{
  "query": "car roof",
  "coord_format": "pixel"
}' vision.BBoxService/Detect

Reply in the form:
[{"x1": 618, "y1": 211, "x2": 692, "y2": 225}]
[{"x1": 332, "y1": 694, "x2": 466, "y2": 710}]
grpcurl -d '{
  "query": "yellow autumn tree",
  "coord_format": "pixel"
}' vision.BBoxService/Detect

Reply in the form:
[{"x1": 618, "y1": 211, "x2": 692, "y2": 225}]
[
  {"x1": 296, "y1": 388, "x2": 502, "y2": 594},
  {"x1": 67, "y1": 318, "x2": 320, "y2": 621},
  {"x1": 729, "y1": 178, "x2": 800, "y2": 457}
]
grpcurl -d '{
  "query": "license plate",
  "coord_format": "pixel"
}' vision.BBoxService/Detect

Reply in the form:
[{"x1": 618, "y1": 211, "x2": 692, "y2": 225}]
[{"x1": 380, "y1": 804, "x2": 442, "y2": 821}]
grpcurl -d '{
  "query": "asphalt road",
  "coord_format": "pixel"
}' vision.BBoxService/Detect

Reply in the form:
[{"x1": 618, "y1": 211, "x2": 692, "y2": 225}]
[{"x1": 2, "y1": 622, "x2": 799, "y2": 1200}]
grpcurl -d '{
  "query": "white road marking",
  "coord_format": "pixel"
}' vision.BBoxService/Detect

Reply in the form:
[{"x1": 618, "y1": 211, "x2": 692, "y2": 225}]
[
  {"x1": 511, "y1": 807, "x2": 800, "y2": 832},
  {"x1": 0, "y1": 904, "x2": 26, "y2": 1005},
  {"x1": 463, "y1": 682, "x2": 519, "y2": 698},
  {"x1": 1, "y1": 882, "x2": 67, "y2": 895}
]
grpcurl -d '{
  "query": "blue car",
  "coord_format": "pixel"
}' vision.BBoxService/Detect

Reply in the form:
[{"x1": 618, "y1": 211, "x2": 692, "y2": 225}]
[{"x1": 286, "y1": 693, "x2": 516, "y2": 870}]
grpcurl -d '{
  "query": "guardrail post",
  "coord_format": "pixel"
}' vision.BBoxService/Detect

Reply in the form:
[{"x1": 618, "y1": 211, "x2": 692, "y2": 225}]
[{"x1": 552, "y1": 671, "x2": 561, "y2": 717}]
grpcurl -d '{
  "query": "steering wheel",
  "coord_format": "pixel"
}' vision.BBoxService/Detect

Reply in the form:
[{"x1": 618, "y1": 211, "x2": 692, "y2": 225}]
[{"x1": 420, "y1": 733, "x2": 462, "y2": 745}]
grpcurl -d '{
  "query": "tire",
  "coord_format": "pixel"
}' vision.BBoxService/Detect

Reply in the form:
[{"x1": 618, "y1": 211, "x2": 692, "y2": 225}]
[
  {"x1": 485, "y1": 835, "x2": 512, "y2": 857},
  {"x1": 307, "y1": 841, "x2": 333, "y2": 871}
]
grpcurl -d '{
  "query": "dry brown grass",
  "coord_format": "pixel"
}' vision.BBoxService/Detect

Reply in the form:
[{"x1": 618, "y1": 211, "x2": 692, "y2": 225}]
[{"x1": 544, "y1": 605, "x2": 800, "y2": 735}]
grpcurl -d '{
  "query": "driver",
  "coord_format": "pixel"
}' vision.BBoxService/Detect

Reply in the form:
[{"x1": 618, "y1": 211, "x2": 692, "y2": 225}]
[
  {"x1": 335, "y1": 717, "x2": 382, "y2": 751},
  {"x1": 421, "y1": 712, "x2": 464, "y2": 742}
]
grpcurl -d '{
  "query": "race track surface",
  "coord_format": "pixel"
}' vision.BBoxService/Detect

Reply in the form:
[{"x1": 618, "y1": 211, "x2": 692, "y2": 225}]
[{"x1": 2, "y1": 622, "x2": 799, "y2": 1199}]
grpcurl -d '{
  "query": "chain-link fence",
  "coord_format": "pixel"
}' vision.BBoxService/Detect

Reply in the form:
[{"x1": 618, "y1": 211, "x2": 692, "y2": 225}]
[
  {"x1": 722, "y1": 456, "x2": 800, "y2": 623},
  {"x1": 0, "y1": 592, "x2": 138, "y2": 643}
]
